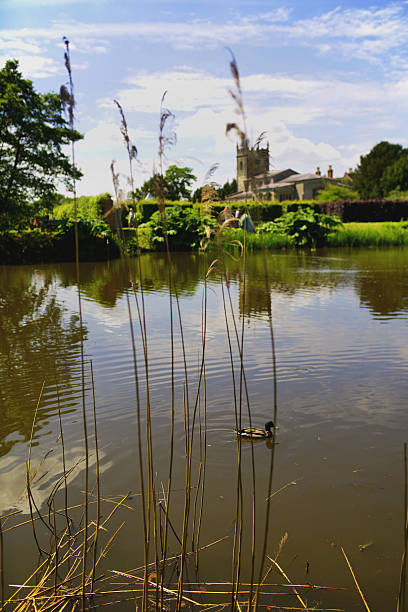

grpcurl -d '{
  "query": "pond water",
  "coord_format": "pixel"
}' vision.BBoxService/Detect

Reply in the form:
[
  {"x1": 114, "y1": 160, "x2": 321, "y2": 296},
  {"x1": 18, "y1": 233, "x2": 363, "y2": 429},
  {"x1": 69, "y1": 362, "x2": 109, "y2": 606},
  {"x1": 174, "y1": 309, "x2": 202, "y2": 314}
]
[{"x1": 1, "y1": 247, "x2": 408, "y2": 610}]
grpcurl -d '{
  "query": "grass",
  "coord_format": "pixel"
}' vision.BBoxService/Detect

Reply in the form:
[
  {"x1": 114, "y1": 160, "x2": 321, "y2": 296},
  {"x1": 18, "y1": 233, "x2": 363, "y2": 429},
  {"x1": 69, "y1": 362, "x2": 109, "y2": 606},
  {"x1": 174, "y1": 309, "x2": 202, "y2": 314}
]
[
  {"x1": 214, "y1": 222, "x2": 408, "y2": 252},
  {"x1": 326, "y1": 221, "x2": 408, "y2": 247}
]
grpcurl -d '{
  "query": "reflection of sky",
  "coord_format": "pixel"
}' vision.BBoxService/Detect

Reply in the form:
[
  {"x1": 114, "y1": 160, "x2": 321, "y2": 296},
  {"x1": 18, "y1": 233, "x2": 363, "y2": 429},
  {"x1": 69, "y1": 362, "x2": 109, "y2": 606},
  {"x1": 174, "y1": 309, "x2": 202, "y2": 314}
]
[{"x1": 0, "y1": 444, "x2": 112, "y2": 514}]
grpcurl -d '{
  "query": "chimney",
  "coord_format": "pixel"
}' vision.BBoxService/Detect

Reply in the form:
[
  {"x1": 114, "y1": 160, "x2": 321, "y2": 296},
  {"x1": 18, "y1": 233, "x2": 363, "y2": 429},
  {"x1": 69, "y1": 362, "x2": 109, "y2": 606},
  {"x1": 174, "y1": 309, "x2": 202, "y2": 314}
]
[
  {"x1": 316, "y1": 166, "x2": 321, "y2": 176},
  {"x1": 328, "y1": 165, "x2": 333, "y2": 179}
]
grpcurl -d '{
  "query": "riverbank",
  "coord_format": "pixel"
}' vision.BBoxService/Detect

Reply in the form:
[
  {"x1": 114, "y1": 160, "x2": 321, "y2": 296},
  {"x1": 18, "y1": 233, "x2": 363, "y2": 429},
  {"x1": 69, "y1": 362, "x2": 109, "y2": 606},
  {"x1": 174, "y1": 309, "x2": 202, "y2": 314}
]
[{"x1": 3, "y1": 221, "x2": 408, "y2": 265}]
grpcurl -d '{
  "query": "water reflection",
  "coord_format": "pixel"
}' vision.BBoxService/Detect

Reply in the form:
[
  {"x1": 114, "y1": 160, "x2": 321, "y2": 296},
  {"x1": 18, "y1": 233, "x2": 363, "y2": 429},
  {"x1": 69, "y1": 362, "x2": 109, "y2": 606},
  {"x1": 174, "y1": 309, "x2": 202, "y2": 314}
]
[
  {"x1": 0, "y1": 266, "x2": 85, "y2": 456},
  {"x1": 50, "y1": 247, "x2": 408, "y2": 321}
]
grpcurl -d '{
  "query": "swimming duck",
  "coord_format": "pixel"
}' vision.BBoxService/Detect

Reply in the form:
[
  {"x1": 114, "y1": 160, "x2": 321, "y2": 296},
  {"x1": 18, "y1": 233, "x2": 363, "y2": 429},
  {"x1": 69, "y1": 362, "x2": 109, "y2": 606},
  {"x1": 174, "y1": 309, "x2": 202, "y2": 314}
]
[{"x1": 237, "y1": 420, "x2": 276, "y2": 439}]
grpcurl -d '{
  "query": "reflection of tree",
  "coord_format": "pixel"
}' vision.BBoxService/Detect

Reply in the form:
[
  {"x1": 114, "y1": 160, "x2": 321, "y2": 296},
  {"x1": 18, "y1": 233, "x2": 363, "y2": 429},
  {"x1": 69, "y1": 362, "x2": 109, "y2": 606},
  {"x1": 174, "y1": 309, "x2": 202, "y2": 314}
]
[
  {"x1": 352, "y1": 248, "x2": 408, "y2": 317},
  {"x1": 55, "y1": 254, "x2": 204, "y2": 308},
  {"x1": 0, "y1": 267, "x2": 85, "y2": 457}
]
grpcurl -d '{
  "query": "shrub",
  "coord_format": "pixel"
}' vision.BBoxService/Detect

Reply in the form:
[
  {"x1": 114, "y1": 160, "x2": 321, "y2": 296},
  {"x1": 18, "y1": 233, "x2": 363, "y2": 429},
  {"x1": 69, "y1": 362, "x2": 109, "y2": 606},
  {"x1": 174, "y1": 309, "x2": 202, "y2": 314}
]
[
  {"x1": 145, "y1": 205, "x2": 216, "y2": 250},
  {"x1": 53, "y1": 193, "x2": 111, "y2": 221},
  {"x1": 258, "y1": 207, "x2": 342, "y2": 247}
]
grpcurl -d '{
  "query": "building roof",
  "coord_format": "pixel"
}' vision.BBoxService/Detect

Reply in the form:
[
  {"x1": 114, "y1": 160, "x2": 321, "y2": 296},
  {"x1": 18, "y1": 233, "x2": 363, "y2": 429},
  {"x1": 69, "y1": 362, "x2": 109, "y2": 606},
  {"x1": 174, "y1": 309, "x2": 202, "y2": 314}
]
[{"x1": 253, "y1": 169, "x2": 298, "y2": 180}]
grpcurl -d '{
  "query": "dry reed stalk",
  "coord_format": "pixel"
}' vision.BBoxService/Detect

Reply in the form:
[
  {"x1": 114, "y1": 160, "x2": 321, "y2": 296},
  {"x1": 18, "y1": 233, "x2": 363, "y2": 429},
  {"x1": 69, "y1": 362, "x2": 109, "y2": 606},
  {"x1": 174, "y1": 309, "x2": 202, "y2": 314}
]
[
  {"x1": 131, "y1": 288, "x2": 161, "y2": 609},
  {"x1": 54, "y1": 372, "x2": 70, "y2": 534},
  {"x1": 340, "y1": 547, "x2": 371, "y2": 612},
  {"x1": 397, "y1": 442, "x2": 408, "y2": 612},
  {"x1": 61, "y1": 38, "x2": 89, "y2": 612},
  {"x1": 0, "y1": 515, "x2": 3, "y2": 611},
  {"x1": 253, "y1": 246, "x2": 279, "y2": 611},
  {"x1": 192, "y1": 358, "x2": 208, "y2": 566},
  {"x1": 26, "y1": 380, "x2": 50, "y2": 558},
  {"x1": 90, "y1": 360, "x2": 101, "y2": 592},
  {"x1": 125, "y1": 292, "x2": 148, "y2": 611},
  {"x1": 179, "y1": 263, "x2": 211, "y2": 598},
  {"x1": 266, "y1": 556, "x2": 307, "y2": 610}
]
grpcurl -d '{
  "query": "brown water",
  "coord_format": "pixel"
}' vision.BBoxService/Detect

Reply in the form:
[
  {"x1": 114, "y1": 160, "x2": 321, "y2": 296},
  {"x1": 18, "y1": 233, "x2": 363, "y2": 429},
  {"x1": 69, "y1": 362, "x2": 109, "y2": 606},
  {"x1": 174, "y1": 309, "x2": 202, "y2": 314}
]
[{"x1": 1, "y1": 247, "x2": 408, "y2": 610}]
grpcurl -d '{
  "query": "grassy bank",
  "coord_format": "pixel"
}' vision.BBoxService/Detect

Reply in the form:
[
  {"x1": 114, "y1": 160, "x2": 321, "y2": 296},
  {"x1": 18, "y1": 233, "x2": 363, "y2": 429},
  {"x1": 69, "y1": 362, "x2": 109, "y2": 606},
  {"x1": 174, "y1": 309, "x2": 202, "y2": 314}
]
[
  {"x1": 214, "y1": 221, "x2": 408, "y2": 252},
  {"x1": 326, "y1": 221, "x2": 408, "y2": 247}
]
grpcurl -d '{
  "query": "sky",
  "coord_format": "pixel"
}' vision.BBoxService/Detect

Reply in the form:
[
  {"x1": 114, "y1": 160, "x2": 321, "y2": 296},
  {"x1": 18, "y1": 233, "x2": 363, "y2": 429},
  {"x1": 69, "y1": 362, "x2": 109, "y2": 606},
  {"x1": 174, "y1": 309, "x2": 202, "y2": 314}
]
[{"x1": 2, "y1": 0, "x2": 408, "y2": 196}]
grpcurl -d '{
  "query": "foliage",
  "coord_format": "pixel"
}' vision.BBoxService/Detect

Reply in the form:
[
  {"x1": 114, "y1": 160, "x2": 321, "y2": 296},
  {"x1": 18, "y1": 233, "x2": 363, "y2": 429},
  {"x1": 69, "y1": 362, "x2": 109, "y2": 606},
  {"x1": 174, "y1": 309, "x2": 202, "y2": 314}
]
[
  {"x1": 352, "y1": 141, "x2": 407, "y2": 199},
  {"x1": 144, "y1": 205, "x2": 216, "y2": 250},
  {"x1": 386, "y1": 188, "x2": 408, "y2": 200},
  {"x1": 381, "y1": 156, "x2": 408, "y2": 195},
  {"x1": 133, "y1": 165, "x2": 196, "y2": 201},
  {"x1": 315, "y1": 183, "x2": 359, "y2": 202},
  {"x1": 53, "y1": 193, "x2": 111, "y2": 221},
  {"x1": 327, "y1": 222, "x2": 408, "y2": 247},
  {"x1": 258, "y1": 207, "x2": 342, "y2": 247},
  {"x1": 0, "y1": 219, "x2": 119, "y2": 264},
  {"x1": 0, "y1": 60, "x2": 83, "y2": 230}
]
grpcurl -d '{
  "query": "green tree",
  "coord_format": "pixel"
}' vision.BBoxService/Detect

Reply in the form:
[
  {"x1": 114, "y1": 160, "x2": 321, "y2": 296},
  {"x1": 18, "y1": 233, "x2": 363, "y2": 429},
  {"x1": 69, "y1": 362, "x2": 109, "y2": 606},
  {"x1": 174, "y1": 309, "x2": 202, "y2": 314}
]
[
  {"x1": 0, "y1": 59, "x2": 82, "y2": 230},
  {"x1": 381, "y1": 156, "x2": 408, "y2": 195},
  {"x1": 164, "y1": 165, "x2": 196, "y2": 200},
  {"x1": 133, "y1": 165, "x2": 196, "y2": 201},
  {"x1": 315, "y1": 183, "x2": 359, "y2": 202},
  {"x1": 352, "y1": 141, "x2": 405, "y2": 199}
]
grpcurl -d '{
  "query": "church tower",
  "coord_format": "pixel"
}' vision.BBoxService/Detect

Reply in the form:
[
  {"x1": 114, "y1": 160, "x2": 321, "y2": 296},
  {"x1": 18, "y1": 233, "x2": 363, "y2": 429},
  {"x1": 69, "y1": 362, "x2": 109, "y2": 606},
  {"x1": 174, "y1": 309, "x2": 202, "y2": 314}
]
[{"x1": 237, "y1": 140, "x2": 269, "y2": 192}]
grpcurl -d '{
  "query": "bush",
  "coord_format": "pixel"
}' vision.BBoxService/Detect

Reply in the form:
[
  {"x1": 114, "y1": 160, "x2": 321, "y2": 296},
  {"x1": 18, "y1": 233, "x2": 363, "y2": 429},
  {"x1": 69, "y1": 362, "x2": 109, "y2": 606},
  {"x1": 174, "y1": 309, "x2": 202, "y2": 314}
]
[
  {"x1": 53, "y1": 193, "x2": 111, "y2": 221},
  {"x1": 315, "y1": 184, "x2": 359, "y2": 202},
  {"x1": 0, "y1": 219, "x2": 119, "y2": 264},
  {"x1": 144, "y1": 205, "x2": 216, "y2": 251},
  {"x1": 258, "y1": 207, "x2": 342, "y2": 247}
]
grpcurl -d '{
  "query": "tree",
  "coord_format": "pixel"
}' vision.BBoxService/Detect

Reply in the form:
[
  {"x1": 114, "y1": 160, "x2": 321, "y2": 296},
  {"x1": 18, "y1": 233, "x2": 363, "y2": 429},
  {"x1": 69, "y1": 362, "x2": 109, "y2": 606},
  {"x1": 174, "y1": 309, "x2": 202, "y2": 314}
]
[
  {"x1": 381, "y1": 156, "x2": 408, "y2": 195},
  {"x1": 352, "y1": 141, "x2": 405, "y2": 199},
  {"x1": 164, "y1": 165, "x2": 196, "y2": 200},
  {"x1": 0, "y1": 59, "x2": 82, "y2": 230},
  {"x1": 315, "y1": 183, "x2": 359, "y2": 202},
  {"x1": 133, "y1": 165, "x2": 196, "y2": 201}
]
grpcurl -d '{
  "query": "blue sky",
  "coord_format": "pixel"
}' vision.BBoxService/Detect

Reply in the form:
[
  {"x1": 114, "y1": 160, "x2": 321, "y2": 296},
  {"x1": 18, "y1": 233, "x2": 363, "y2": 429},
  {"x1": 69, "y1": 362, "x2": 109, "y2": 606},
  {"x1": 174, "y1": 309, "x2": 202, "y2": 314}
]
[{"x1": 2, "y1": 0, "x2": 408, "y2": 195}]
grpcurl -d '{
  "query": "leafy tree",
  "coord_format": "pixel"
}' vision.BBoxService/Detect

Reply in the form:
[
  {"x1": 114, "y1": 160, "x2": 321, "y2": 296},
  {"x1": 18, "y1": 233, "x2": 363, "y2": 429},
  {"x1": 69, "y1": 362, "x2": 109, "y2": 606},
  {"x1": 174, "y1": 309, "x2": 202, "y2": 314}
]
[
  {"x1": 381, "y1": 156, "x2": 408, "y2": 195},
  {"x1": 217, "y1": 178, "x2": 237, "y2": 200},
  {"x1": 164, "y1": 165, "x2": 196, "y2": 200},
  {"x1": 315, "y1": 183, "x2": 359, "y2": 202},
  {"x1": 134, "y1": 165, "x2": 196, "y2": 201},
  {"x1": 0, "y1": 59, "x2": 82, "y2": 230},
  {"x1": 352, "y1": 141, "x2": 405, "y2": 199}
]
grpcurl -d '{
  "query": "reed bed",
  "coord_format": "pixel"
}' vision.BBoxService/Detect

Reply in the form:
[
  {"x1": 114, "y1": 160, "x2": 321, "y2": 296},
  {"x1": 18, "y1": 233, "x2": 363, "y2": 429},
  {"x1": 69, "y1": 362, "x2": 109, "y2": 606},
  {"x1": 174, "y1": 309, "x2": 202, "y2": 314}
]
[{"x1": 2, "y1": 42, "x2": 408, "y2": 612}]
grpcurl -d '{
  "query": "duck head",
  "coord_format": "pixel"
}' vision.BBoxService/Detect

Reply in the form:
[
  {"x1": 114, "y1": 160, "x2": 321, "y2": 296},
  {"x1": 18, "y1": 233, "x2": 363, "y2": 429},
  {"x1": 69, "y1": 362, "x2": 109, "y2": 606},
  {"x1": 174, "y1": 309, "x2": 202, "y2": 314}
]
[{"x1": 265, "y1": 421, "x2": 275, "y2": 435}]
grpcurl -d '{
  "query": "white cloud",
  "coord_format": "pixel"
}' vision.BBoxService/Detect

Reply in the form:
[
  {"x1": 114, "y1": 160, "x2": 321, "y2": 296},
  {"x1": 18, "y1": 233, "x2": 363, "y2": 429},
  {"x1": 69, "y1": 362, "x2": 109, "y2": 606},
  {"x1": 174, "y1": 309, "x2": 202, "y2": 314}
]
[
  {"x1": 1, "y1": 4, "x2": 408, "y2": 61},
  {"x1": 0, "y1": 54, "x2": 60, "y2": 77}
]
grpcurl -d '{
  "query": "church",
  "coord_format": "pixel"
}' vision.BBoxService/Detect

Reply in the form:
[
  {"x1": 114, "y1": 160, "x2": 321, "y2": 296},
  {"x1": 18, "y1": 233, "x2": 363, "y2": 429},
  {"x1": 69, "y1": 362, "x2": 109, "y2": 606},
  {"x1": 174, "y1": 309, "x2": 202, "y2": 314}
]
[{"x1": 228, "y1": 141, "x2": 340, "y2": 202}]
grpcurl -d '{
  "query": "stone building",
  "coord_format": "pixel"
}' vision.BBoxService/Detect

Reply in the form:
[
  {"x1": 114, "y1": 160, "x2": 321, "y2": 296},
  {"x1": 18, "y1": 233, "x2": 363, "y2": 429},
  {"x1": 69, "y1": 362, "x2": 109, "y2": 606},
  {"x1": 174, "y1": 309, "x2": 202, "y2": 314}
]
[{"x1": 229, "y1": 141, "x2": 340, "y2": 202}]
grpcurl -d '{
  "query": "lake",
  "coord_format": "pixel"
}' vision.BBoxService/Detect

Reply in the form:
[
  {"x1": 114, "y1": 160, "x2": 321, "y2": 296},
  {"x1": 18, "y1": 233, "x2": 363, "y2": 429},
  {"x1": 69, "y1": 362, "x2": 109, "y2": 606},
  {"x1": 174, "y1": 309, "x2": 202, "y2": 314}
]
[{"x1": 1, "y1": 246, "x2": 408, "y2": 610}]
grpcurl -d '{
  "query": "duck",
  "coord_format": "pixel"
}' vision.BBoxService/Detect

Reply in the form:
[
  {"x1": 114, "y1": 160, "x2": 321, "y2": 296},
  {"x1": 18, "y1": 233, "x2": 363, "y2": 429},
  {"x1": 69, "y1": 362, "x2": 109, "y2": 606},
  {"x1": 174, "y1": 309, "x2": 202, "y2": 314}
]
[{"x1": 237, "y1": 420, "x2": 276, "y2": 439}]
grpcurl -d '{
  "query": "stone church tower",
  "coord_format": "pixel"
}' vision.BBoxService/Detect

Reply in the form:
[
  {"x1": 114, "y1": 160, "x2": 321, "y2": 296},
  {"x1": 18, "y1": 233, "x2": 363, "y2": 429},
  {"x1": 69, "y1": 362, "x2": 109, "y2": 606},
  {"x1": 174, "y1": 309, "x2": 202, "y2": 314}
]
[{"x1": 236, "y1": 140, "x2": 269, "y2": 192}]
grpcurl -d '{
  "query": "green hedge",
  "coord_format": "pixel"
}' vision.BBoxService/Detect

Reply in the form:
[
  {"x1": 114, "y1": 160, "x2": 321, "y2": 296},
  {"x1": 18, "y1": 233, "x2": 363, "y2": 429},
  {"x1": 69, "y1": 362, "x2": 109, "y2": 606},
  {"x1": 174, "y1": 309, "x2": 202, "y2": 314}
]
[
  {"x1": 317, "y1": 200, "x2": 408, "y2": 222},
  {"x1": 53, "y1": 193, "x2": 111, "y2": 221}
]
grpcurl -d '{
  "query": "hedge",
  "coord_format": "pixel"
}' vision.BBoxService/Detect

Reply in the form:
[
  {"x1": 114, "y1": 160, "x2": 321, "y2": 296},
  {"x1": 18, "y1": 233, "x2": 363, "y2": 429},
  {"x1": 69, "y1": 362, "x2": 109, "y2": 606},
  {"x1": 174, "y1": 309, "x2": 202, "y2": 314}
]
[{"x1": 316, "y1": 200, "x2": 408, "y2": 222}]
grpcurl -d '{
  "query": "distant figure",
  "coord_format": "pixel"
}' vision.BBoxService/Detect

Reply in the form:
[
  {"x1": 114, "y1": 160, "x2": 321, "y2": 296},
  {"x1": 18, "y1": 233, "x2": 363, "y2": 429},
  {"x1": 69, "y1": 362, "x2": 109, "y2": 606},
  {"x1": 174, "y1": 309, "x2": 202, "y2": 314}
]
[
  {"x1": 235, "y1": 209, "x2": 240, "y2": 219},
  {"x1": 128, "y1": 208, "x2": 135, "y2": 227},
  {"x1": 239, "y1": 213, "x2": 255, "y2": 233}
]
